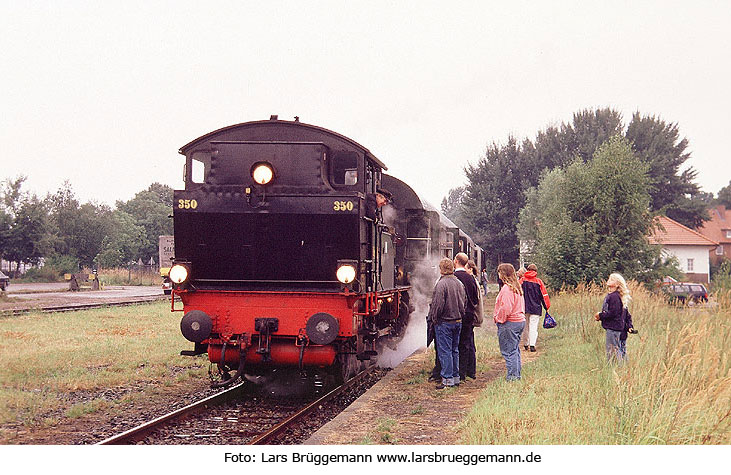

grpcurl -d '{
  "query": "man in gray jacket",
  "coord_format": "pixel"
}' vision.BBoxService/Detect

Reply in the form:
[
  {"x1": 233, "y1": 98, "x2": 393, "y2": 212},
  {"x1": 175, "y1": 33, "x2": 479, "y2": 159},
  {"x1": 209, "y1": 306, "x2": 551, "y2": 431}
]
[{"x1": 427, "y1": 258, "x2": 466, "y2": 389}]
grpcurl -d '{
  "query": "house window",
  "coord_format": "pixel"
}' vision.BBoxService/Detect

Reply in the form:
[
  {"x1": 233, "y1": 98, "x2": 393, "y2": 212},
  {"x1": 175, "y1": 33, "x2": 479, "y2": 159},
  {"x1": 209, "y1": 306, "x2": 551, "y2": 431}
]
[
  {"x1": 716, "y1": 245, "x2": 724, "y2": 256},
  {"x1": 726, "y1": 230, "x2": 731, "y2": 238},
  {"x1": 687, "y1": 258, "x2": 694, "y2": 272}
]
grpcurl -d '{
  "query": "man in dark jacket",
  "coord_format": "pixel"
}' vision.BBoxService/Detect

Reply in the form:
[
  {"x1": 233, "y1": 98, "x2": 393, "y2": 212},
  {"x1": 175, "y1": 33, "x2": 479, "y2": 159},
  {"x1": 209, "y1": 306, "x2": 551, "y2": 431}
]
[
  {"x1": 520, "y1": 264, "x2": 550, "y2": 352},
  {"x1": 454, "y1": 252, "x2": 479, "y2": 381},
  {"x1": 427, "y1": 257, "x2": 466, "y2": 389}
]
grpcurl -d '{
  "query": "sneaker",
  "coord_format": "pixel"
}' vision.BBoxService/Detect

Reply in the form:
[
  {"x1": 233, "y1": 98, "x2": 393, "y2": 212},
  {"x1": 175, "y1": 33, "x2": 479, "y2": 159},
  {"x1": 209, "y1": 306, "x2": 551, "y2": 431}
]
[
  {"x1": 524, "y1": 345, "x2": 529, "y2": 350},
  {"x1": 435, "y1": 383, "x2": 445, "y2": 389},
  {"x1": 530, "y1": 346, "x2": 536, "y2": 352},
  {"x1": 467, "y1": 374, "x2": 477, "y2": 380}
]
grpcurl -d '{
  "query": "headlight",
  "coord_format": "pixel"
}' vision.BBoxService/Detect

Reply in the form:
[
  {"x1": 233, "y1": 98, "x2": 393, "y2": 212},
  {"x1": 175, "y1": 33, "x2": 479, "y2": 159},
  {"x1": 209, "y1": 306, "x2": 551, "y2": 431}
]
[
  {"x1": 251, "y1": 162, "x2": 274, "y2": 185},
  {"x1": 169, "y1": 264, "x2": 189, "y2": 284},
  {"x1": 336, "y1": 263, "x2": 356, "y2": 284}
]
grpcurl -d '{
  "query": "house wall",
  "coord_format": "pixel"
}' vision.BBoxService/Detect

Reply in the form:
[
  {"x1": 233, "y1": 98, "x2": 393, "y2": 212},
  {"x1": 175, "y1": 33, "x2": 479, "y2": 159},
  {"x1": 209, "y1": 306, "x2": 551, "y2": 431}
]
[{"x1": 662, "y1": 245, "x2": 712, "y2": 283}]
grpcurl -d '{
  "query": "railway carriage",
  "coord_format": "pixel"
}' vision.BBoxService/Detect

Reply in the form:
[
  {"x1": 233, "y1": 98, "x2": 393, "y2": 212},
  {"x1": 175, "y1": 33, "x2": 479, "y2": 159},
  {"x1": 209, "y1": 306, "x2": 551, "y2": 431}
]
[{"x1": 173, "y1": 117, "x2": 482, "y2": 387}]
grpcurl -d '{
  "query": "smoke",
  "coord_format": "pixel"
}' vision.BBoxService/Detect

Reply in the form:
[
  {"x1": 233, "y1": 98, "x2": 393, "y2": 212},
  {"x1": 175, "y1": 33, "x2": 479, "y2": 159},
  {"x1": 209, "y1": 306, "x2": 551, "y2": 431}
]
[
  {"x1": 381, "y1": 204, "x2": 398, "y2": 226},
  {"x1": 377, "y1": 256, "x2": 442, "y2": 368}
]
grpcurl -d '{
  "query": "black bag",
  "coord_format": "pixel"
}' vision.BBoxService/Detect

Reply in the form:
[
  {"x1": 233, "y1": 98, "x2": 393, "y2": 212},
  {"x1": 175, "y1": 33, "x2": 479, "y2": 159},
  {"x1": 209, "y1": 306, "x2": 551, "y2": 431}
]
[{"x1": 543, "y1": 312, "x2": 557, "y2": 329}]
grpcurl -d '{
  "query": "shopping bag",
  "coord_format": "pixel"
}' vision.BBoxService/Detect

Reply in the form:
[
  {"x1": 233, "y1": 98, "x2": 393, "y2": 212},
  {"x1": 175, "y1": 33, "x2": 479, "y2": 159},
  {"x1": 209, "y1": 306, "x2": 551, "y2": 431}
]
[{"x1": 543, "y1": 312, "x2": 557, "y2": 329}]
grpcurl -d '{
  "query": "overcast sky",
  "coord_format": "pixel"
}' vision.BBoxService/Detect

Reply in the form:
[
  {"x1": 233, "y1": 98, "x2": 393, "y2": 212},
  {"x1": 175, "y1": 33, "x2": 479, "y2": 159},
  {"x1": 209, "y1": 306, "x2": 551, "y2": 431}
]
[{"x1": 2, "y1": 1, "x2": 730, "y2": 209}]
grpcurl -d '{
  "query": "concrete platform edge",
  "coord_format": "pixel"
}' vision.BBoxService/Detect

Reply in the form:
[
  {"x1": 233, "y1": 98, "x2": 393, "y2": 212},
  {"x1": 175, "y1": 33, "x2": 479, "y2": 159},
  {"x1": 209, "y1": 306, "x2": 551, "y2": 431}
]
[{"x1": 303, "y1": 348, "x2": 428, "y2": 445}]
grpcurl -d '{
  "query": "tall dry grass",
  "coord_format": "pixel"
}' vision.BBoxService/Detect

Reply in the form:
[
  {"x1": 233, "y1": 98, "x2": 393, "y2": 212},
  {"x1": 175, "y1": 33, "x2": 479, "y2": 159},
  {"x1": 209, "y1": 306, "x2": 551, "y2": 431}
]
[
  {"x1": 461, "y1": 283, "x2": 730, "y2": 444},
  {"x1": 97, "y1": 267, "x2": 161, "y2": 286}
]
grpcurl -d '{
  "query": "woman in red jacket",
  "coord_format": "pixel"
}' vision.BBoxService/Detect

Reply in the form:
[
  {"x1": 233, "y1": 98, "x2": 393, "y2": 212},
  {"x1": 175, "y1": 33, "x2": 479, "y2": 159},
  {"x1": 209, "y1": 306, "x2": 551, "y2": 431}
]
[{"x1": 520, "y1": 264, "x2": 550, "y2": 352}]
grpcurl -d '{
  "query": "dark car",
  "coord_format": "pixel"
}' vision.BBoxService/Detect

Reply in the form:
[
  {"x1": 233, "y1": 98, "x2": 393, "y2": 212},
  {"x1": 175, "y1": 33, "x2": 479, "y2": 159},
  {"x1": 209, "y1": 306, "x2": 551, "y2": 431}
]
[
  {"x1": 0, "y1": 271, "x2": 9, "y2": 291},
  {"x1": 663, "y1": 282, "x2": 709, "y2": 305}
]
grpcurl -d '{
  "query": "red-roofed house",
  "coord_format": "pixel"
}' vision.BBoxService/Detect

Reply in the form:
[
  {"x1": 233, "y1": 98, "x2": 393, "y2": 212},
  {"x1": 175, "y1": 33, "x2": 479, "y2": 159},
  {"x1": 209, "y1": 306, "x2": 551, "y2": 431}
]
[
  {"x1": 698, "y1": 205, "x2": 731, "y2": 267},
  {"x1": 649, "y1": 215, "x2": 718, "y2": 283}
]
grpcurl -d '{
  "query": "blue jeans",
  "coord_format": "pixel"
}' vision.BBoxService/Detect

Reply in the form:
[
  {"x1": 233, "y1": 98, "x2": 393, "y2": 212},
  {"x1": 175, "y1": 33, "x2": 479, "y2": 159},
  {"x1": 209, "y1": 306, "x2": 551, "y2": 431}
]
[
  {"x1": 435, "y1": 321, "x2": 462, "y2": 386},
  {"x1": 605, "y1": 330, "x2": 626, "y2": 362},
  {"x1": 497, "y1": 320, "x2": 525, "y2": 381}
]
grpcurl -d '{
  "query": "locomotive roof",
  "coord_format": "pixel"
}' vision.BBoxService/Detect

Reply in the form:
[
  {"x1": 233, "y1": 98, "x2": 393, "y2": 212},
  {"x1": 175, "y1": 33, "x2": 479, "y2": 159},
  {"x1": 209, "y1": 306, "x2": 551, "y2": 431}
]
[
  {"x1": 382, "y1": 174, "x2": 461, "y2": 228},
  {"x1": 178, "y1": 118, "x2": 387, "y2": 170},
  {"x1": 421, "y1": 200, "x2": 459, "y2": 229}
]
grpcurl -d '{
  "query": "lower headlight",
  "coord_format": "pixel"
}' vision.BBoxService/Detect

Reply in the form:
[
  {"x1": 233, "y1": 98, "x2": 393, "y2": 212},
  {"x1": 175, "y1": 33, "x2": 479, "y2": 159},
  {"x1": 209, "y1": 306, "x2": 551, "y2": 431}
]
[
  {"x1": 336, "y1": 263, "x2": 356, "y2": 284},
  {"x1": 169, "y1": 264, "x2": 189, "y2": 284}
]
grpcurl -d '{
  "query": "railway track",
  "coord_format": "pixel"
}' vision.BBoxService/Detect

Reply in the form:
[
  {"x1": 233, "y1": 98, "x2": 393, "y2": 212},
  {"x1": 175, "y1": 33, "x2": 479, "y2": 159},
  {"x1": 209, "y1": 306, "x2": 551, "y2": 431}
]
[
  {"x1": 97, "y1": 367, "x2": 381, "y2": 445},
  {"x1": 0, "y1": 295, "x2": 169, "y2": 316}
]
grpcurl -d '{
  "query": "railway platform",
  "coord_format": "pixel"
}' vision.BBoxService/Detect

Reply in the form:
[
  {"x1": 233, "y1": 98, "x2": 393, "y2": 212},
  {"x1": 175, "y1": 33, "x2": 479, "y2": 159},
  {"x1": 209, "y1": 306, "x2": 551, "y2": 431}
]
[{"x1": 306, "y1": 320, "x2": 538, "y2": 445}]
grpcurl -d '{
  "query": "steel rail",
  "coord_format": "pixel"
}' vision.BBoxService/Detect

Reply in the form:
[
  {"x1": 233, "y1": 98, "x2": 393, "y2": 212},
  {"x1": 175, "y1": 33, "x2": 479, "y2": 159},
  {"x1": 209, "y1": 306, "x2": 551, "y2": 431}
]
[
  {"x1": 1, "y1": 296, "x2": 169, "y2": 316},
  {"x1": 96, "y1": 382, "x2": 245, "y2": 445},
  {"x1": 248, "y1": 366, "x2": 376, "y2": 445}
]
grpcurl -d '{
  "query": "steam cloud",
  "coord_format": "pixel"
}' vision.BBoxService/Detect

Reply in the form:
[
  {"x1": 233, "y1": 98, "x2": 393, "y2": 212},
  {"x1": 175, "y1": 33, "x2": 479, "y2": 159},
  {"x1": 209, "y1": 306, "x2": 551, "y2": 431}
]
[{"x1": 376, "y1": 256, "x2": 442, "y2": 368}]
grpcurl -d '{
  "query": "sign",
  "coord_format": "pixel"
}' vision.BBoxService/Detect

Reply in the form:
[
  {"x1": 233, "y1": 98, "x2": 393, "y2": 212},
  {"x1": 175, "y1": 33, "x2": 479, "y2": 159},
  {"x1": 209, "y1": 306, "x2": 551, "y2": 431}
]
[{"x1": 158, "y1": 235, "x2": 175, "y2": 268}]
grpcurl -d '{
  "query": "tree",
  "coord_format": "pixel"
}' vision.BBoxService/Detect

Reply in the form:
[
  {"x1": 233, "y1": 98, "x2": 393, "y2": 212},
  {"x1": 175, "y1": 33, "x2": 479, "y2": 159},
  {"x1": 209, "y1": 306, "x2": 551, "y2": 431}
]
[
  {"x1": 625, "y1": 112, "x2": 707, "y2": 228},
  {"x1": 4, "y1": 196, "x2": 52, "y2": 271},
  {"x1": 717, "y1": 181, "x2": 731, "y2": 208},
  {"x1": 95, "y1": 210, "x2": 145, "y2": 268},
  {"x1": 46, "y1": 182, "x2": 115, "y2": 267},
  {"x1": 453, "y1": 107, "x2": 707, "y2": 273},
  {"x1": 526, "y1": 136, "x2": 663, "y2": 288},
  {"x1": 462, "y1": 137, "x2": 528, "y2": 266},
  {"x1": 0, "y1": 177, "x2": 52, "y2": 274},
  {"x1": 567, "y1": 108, "x2": 624, "y2": 163},
  {"x1": 440, "y1": 186, "x2": 474, "y2": 235},
  {"x1": 115, "y1": 183, "x2": 173, "y2": 263}
]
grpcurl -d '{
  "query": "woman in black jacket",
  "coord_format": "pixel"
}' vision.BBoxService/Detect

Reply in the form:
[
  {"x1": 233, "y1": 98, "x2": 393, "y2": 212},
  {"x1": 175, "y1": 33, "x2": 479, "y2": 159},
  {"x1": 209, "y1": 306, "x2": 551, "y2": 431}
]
[{"x1": 594, "y1": 273, "x2": 632, "y2": 362}]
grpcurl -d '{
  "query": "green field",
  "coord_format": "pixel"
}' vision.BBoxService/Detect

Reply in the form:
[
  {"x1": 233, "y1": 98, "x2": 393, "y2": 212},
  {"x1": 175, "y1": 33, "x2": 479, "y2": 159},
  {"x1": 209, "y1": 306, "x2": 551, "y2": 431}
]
[
  {"x1": 0, "y1": 302, "x2": 206, "y2": 431},
  {"x1": 1, "y1": 287, "x2": 728, "y2": 444},
  {"x1": 461, "y1": 285, "x2": 731, "y2": 444}
]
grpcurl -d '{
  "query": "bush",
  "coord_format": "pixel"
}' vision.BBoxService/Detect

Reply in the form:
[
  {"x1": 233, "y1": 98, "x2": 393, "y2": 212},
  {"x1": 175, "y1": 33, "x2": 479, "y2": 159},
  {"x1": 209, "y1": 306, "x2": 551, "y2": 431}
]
[
  {"x1": 19, "y1": 266, "x2": 62, "y2": 282},
  {"x1": 44, "y1": 254, "x2": 80, "y2": 276},
  {"x1": 711, "y1": 259, "x2": 731, "y2": 291}
]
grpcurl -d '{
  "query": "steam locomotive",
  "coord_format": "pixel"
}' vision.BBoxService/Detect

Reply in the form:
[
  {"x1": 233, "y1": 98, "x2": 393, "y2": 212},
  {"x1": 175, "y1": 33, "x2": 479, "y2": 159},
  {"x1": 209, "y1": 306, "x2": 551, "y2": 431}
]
[{"x1": 172, "y1": 116, "x2": 483, "y2": 387}]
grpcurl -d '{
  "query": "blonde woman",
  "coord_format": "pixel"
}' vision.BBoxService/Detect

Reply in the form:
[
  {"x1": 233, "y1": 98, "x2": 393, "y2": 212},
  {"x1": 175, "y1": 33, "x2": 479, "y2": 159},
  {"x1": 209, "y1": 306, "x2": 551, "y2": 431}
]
[
  {"x1": 493, "y1": 263, "x2": 526, "y2": 381},
  {"x1": 594, "y1": 273, "x2": 632, "y2": 361}
]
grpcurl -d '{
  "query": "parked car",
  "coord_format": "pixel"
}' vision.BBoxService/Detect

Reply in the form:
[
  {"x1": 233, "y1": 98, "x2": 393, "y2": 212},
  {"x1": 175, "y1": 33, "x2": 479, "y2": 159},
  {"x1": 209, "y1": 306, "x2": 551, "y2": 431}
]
[
  {"x1": 662, "y1": 282, "x2": 709, "y2": 305},
  {"x1": 0, "y1": 271, "x2": 8, "y2": 291},
  {"x1": 161, "y1": 267, "x2": 172, "y2": 295}
]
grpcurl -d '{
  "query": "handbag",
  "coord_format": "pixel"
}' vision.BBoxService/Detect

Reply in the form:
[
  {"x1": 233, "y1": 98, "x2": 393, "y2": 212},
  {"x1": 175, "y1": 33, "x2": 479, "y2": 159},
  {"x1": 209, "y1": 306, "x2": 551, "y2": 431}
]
[
  {"x1": 543, "y1": 312, "x2": 557, "y2": 329},
  {"x1": 473, "y1": 293, "x2": 484, "y2": 327}
]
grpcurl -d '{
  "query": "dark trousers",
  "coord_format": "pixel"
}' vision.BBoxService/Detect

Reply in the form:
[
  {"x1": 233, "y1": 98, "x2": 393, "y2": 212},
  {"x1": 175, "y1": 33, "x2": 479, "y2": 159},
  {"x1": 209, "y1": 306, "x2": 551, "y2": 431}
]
[
  {"x1": 428, "y1": 323, "x2": 441, "y2": 379},
  {"x1": 459, "y1": 323, "x2": 476, "y2": 379},
  {"x1": 431, "y1": 341, "x2": 442, "y2": 379}
]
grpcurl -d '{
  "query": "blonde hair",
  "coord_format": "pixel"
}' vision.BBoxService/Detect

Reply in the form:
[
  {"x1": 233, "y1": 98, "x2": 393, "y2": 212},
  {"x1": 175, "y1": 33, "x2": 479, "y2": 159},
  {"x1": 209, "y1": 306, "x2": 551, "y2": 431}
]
[
  {"x1": 608, "y1": 272, "x2": 631, "y2": 308},
  {"x1": 498, "y1": 263, "x2": 523, "y2": 295}
]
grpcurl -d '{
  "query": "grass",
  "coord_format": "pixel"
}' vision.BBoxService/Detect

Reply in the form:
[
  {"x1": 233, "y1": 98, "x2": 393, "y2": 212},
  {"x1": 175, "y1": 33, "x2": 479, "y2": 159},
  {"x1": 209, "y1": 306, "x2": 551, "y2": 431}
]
[
  {"x1": 0, "y1": 302, "x2": 207, "y2": 431},
  {"x1": 97, "y1": 268, "x2": 161, "y2": 286},
  {"x1": 461, "y1": 283, "x2": 731, "y2": 444}
]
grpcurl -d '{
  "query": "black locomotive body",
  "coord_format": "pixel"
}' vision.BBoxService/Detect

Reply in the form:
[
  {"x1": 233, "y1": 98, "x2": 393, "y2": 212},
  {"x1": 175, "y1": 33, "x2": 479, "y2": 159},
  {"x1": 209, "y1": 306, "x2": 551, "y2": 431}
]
[{"x1": 172, "y1": 117, "x2": 482, "y2": 387}]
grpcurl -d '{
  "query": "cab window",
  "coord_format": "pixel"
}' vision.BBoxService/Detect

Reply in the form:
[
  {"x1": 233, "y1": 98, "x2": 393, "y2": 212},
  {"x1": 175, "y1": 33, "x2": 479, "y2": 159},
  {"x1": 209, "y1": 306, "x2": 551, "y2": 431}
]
[
  {"x1": 331, "y1": 151, "x2": 358, "y2": 186},
  {"x1": 189, "y1": 151, "x2": 210, "y2": 185}
]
